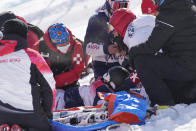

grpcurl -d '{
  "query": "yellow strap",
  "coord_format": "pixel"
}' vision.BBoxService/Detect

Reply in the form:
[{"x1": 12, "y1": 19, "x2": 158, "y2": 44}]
[{"x1": 157, "y1": 106, "x2": 169, "y2": 110}]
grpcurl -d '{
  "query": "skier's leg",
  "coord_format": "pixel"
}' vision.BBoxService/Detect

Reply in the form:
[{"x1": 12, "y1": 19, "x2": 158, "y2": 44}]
[
  {"x1": 134, "y1": 55, "x2": 196, "y2": 106},
  {"x1": 64, "y1": 86, "x2": 84, "y2": 108},
  {"x1": 0, "y1": 102, "x2": 52, "y2": 131},
  {"x1": 53, "y1": 89, "x2": 66, "y2": 111}
]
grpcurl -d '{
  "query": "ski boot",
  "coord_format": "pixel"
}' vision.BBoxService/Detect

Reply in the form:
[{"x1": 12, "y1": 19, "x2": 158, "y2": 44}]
[{"x1": 0, "y1": 124, "x2": 10, "y2": 131}]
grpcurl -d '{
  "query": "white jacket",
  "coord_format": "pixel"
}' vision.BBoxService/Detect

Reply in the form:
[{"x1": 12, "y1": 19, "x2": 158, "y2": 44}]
[{"x1": 123, "y1": 15, "x2": 156, "y2": 50}]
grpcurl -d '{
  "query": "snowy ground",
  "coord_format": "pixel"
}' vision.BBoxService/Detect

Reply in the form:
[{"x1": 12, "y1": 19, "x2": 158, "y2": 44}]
[{"x1": 1, "y1": 0, "x2": 196, "y2": 130}]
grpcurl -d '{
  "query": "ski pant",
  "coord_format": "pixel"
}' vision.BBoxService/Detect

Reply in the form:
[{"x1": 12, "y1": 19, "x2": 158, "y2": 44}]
[
  {"x1": 0, "y1": 101, "x2": 52, "y2": 131},
  {"x1": 64, "y1": 86, "x2": 84, "y2": 108},
  {"x1": 134, "y1": 55, "x2": 196, "y2": 106}
]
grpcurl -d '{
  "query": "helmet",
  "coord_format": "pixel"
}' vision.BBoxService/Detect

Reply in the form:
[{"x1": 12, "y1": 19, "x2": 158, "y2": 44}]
[
  {"x1": 141, "y1": 0, "x2": 158, "y2": 14},
  {"x1": 151, "y1": 0, "x2": 165, "y2": 6},
  {"x1": 109, "y1": 8, "x2": 136, "y2": 37},
  {"x1": 106, "y1": 0, "x2": 130, "y2": 14},
  {"x1": 48, "y1": 23, "x2": 70, "y2": 45},
  {"x1": 103, "y1": 66, "x2": 130, "y2": 91}
]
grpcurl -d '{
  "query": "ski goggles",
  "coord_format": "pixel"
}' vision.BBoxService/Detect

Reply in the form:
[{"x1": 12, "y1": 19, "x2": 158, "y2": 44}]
[{"x1": 110, "y1": 1, "x2": 129, "y2": 11}]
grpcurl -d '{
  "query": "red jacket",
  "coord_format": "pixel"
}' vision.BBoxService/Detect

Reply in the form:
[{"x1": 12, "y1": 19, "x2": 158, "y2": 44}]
[{"x1": 38, "y1": 27, "x2": 85, "y2": 89}]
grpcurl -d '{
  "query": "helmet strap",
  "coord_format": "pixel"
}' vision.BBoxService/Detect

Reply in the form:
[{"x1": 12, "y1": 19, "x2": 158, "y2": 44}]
[{"x1": 109, "y1": 81, "x2": 116, "y2": 90}]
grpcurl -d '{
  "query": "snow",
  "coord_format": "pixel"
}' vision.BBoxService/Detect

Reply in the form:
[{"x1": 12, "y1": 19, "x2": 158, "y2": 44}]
[{"x1": 1, "y1": 0, "x2": 196, "y2": 130}]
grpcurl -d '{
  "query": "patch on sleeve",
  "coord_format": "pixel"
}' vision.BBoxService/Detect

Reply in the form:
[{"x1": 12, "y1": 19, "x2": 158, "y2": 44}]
[{"x1": 127, "y1": 24, "x2": 135, "y2": 38}]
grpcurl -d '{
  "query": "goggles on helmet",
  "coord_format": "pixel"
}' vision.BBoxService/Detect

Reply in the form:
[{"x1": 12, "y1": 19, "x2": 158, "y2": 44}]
[
  {"x1": 109, "y1": 0, "x2": 129, "y2": 11},
  {"x1": 151, "y1": 0, "x2": 165, "y2": 6},
  {"x1": 48, "y1": 23, "x2": 70, "y2": 45}
]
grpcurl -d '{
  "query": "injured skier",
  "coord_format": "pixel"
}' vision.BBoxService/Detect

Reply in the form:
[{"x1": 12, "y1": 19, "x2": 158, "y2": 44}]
[{"x1": 53, "y1": 66, "x2": 149, "y2": 111}]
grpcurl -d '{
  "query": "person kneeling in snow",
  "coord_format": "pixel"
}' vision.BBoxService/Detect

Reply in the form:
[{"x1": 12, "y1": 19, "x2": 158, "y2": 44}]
[
  {"x1": 109, "y1": 0, "x2": 196, "y2": 107},
  {"x1": 54, "y1": 66, "x2": 149, "y2": 111},
  {"x1": 0, "y1": 19, "x2": 56, "y2": 131},
  {"x1": 37, "y1": 23, "x2": 85, "y2": 91}
]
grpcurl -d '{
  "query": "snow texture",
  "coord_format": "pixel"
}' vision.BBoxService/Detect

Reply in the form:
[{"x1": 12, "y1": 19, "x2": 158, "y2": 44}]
[{"x1": 1, "y1": 0, "x2": 196, "y2": 130}]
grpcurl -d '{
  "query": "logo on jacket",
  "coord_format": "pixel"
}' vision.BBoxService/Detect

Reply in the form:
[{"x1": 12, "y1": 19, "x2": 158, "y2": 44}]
[
  {"x1": 73, "y1": 54, "x2": 83, "y2": 64},
  {"x1": 129, "y1": 70, "x2": 140, "y2": 85},
  {"x1": 127, "y1": 24, "x2": 135, "y2": 38}
]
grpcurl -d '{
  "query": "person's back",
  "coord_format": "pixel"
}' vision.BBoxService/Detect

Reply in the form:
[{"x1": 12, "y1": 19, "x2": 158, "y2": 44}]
[
  {"x1": 155, "y1": 0, "x2": 196, "y2": 71},
  {"x1": 84, "y1": 0, "x2": 130, "y2": 78},
  {"x1": 0, "y1": 18, "x2": 56, "y2": 131},
  {"x1": 127, "y1": 0, "x2": 196, "y2": 106}
]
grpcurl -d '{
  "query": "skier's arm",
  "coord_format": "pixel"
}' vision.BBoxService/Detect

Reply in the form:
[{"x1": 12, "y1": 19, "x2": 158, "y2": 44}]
[
  {"x1": 86, "y1": 42, "x2": 107, "y2": 56},
  {"x1": 25, "y1": 49, "x2": 56, "y2": 118},
  {"x1": 84, "y1": 14, "x2": 111, "y2": 56}
]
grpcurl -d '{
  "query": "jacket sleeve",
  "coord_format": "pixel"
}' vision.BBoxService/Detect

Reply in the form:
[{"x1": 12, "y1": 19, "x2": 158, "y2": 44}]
[
  {"x1": 25, "y1": 48, "x2": 56, "y2": 117},
  {"x1": 55, "y1": 40, "x2": 85, "y2": 88},
  {"x1": 84, "y1": 14, "x2": 110, "y2": 55},
  {"x1": 86, "y1": 42, "x2": 106, "y2": 56},
  {"x1": 130, "y1": 18, "x2": 175, "y2": 57}
]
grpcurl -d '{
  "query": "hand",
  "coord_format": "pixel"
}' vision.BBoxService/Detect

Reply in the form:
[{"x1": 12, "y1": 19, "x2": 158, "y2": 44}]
[
  {"x1": 119, "y1": 50, "x2": 127, "y2": 56},
  {"x1": 108, "y1": 44, "x2": 119, "y2": 54}
]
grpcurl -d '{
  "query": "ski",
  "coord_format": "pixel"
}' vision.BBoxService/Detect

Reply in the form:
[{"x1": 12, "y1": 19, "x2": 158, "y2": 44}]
[{"x1": 53, "y1": 111, "x2": 108, "y2": 126}]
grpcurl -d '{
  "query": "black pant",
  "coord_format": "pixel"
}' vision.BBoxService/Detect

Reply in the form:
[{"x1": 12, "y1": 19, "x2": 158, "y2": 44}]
[
  {"x1": 0, "y1": 102, "x2": 51, "y2": 131},
  {"x1": 134, "y1": 55, "x2": 196, "y2": 106},
  {"x1": 64, "y1": 86, "x2": 84, "y2": 108}
]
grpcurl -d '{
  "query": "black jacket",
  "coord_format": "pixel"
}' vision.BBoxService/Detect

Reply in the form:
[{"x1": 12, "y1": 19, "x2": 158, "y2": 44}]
[
  {"x1": 84, "y1": 12, "x2": 110, "y2": 54},
  {"x1": 130, "y1": 0, "x2": 196, "y2": 72}
]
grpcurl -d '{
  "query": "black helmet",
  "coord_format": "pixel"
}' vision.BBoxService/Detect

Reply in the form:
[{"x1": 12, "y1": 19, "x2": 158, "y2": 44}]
[{"x1": 103, "y1": 66, "x2": 130, "y2": 91}]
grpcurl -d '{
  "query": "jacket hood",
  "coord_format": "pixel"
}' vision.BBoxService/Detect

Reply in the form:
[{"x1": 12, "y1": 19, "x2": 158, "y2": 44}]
[
  {"x1": 1, "y1": 34, "x2": 28, "y2": 56},
  {"x1": 0, "y1": 34, "x2": 26, "y2": 56},
  {"x1": 43, "y1": 27, "x2": 74, "y2": 54}
]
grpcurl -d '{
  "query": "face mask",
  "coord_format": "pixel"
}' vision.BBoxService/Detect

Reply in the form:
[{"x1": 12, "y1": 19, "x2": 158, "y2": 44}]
[{"x1": 56, "y1": 43, "x2": 70, "y2": 54}]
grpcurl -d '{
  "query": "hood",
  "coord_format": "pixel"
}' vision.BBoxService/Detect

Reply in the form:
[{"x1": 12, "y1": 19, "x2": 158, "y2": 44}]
[
  {"x1": 1, "y1": 34, "x2": 28, "y2": 53},
  {"x1": 0, "y1": 40, "x2": 18, "y2": 56},
  {"x1": 43, "y1": 27, "x2": 74, "y2": 54}
]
